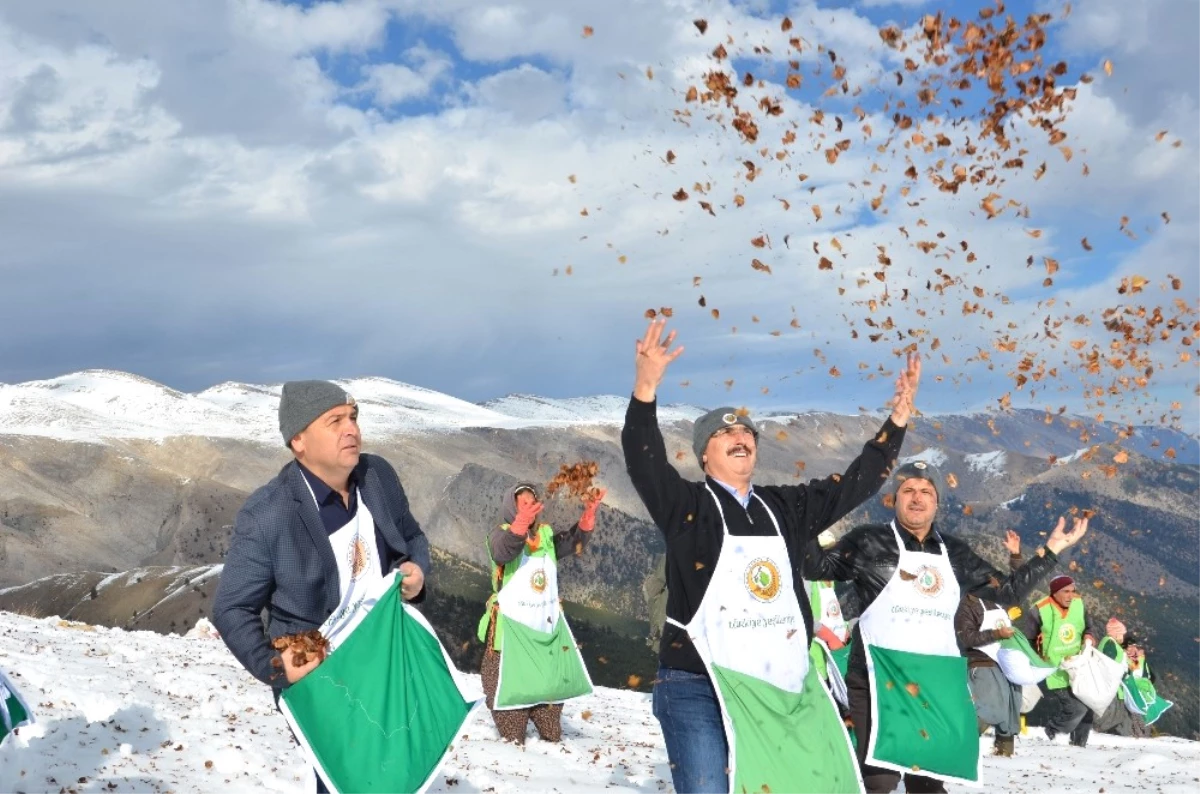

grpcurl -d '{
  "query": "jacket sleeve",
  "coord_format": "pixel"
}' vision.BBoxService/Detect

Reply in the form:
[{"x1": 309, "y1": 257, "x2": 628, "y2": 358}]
[
  {"x1": 553, "y1": 522, "x2": 589, "y2": 559},
  {"x1": 488, "y1": 525, "x2": 527, "y2": 565},
  {"x1": 773, "y1": 419, "x2": 905, "y2": 546},
  {"x1": 381, "y1": 462, "x2": 431, "y2": 603},
  {"x1": 621, "y1": 396, "x2": 697, "y2": 536},
  {"x1": 802, "y1": 526, "x2": 867, "y2": 582},
  {"x1": 213, "y1": 509, "x2": 284, "y2": 689},
  {"x1": 1024, "y1": 602, "x2": 1044, "y2": 646},
  {"x1": 955, "y1": 595, "x2": 997, "y2": 652}
]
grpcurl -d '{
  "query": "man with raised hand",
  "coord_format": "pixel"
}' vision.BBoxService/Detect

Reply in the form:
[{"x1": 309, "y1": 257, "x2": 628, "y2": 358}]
[
  {"x1": 622, "y1": 317, "x2": 917, "y2": 794},
  {"x1": 215, "y1": 380, "x2": 430, "y2": 691},
  {"x1": 1027, "y1": 574, "x2": 1104, "y2": 747},
  {"x1": 807, "y1": 462, "x2": 1089, "y2": 793}
]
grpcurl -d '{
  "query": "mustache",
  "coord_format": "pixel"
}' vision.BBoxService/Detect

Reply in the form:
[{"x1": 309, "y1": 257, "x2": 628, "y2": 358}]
[{"x1": 727, "y1": 443, "x2": 752, "y2": 456}]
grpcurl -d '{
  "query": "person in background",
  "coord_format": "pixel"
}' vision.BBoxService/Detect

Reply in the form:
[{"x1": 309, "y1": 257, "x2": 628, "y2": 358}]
[
  {"x1": 1026, "y1": 575, "x2": 1103, "y2": 747},
  {"x1": 642, "y1": 554, "x2": 668, "y2": 651},
  {"x1": 953, "y1": 529, "x2": 1027, "y2": 757},
  {"x1": 477, "y1": 482, "x2": 602, "y2": 745},
  {"x1": 807, "y1": 465, "x2": 1088, "y2": 793}
]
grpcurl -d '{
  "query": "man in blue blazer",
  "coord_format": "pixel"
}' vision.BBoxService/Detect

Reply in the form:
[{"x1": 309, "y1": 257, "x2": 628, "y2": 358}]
[{"x1": 214, "y1": 380, "x2": 431, "y2": 693}]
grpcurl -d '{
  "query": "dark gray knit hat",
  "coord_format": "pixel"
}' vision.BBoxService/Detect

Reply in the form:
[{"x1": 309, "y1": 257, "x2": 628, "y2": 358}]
[
  {"x1": 279, "y1": 380, "x2": 356, "y2": 446},
  {"x1": 892, "y1": 460, "x2": 942, "y2": 502},
  {"x1": 693, "y1": 407, "x2": 759, "y2": 464}
]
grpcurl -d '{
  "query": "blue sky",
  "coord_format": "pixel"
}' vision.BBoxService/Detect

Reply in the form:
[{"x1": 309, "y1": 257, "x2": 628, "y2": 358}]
[{"x1": 0, "y1": 0, "x2": 1194, "y2": 430}]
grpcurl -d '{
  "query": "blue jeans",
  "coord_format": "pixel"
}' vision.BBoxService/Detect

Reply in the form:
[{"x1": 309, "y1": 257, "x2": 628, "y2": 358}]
[{"x1": 652, "y1": 666, "x2": 729, "y2": 793}]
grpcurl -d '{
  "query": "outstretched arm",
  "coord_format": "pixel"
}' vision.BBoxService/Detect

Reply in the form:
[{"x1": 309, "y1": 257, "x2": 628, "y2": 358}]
[{"x1": 622, "y1": 320, "x2": 696, "y2": 535}]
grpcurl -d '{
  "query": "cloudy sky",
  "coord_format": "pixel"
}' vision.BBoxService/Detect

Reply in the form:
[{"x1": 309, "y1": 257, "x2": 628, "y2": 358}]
[{"x1": 0, "y1": 0, "x2": 1195, "y2": 428}]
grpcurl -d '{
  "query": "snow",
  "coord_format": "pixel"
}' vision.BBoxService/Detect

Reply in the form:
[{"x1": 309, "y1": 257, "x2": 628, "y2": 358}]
[
  {"x1": 1000, "y1": 494, "x2": 1026, "y2": 509},
  {"x1": 0, "y1": 370, "x2": 704, "y2": 445},
  {"x1": 2, "y1": 611, "x2": 1196, "y2": 794},
  {"x1": 900, "y1": 447, "x2": 949, "y2": 467},
  {"x1": 965, "y1": 450, "x2": 1007, "y2": 478}
]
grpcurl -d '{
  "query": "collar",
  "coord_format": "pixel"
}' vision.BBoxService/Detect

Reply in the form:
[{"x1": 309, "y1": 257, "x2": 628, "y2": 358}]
[
  {"x1": 712, "y1": 477, "x2": 753, "y2": 509},
  {"x1": 298, "y1": 462, "x2": 358, "y2": 505}
]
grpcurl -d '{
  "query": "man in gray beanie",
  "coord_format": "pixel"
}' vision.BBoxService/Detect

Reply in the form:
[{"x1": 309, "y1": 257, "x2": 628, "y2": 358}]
[
  {"x1": 621, "y1": 317, "x2": 919, "y2": 794},
  {"x1": 806, "y1": 456, "x2": 1090, "y2": 793},
  {"x1": 215, "y1": 379, "x2": 430, "y2": 696}
]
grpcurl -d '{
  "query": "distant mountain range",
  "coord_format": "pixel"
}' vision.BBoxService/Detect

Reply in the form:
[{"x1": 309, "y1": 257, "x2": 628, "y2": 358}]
[{"x1": 0, "y1": 369, "x2": 1196, "y2": 737}]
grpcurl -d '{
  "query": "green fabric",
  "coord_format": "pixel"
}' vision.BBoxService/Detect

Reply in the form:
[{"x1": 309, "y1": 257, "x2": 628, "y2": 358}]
[
  {"x1": 1038, "y1": 597, "x2": 1086, "y2": 690},
  {"x1": 282, "y1": 579, "x2": 476, "y2": 794},
  {"x1": 868, "y1": 645, "x2": 979, "y2": 783},
  {"x1": 710, "y1": 662, "x2": 860, "y2": 794},
  {"x1": 1, "y1": 669, "x2": 32, "y2": 744},
  {"x1": 1133, "y1": 677, "x2": 1173, "y2": 725},
  {"x1": 479, "y1": 524, "x2": 555, "y2": 650},
  {"x1": 1098, "y1": 636, "x2": 1127, "y2": 666},
  {"x1": 1120, "y1": 676, "x2": 1150, "y2": 714},
  {"x1": 494, "y1": 614, "x2": 591, "y2": 709},
  {"x1": 831, "y1": 643, "x2": 851, "y2": 679}
]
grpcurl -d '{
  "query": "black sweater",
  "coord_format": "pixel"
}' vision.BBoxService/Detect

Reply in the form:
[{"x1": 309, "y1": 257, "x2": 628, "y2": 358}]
[
  {"x1": 621, "y1": 396, "x2": 906, "y2": 674},
  {"x1": 806, "y1": 523, "x2": 1059, "y2": 675}
]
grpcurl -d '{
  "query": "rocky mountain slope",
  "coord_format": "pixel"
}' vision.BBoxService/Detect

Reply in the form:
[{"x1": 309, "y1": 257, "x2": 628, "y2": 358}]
[{"x1": 0, "y1": 370, "x2": 1196, "y2": 735}]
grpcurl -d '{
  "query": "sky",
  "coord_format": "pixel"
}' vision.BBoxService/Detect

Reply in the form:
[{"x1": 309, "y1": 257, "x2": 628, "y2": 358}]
[{"x1": 0, "y1": 0, "x2": 1195, "y2": 429}]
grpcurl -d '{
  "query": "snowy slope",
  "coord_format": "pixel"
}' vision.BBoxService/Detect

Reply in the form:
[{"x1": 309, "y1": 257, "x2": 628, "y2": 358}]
[
  {"x1": 0, "y1": 371, "x2": 703, "y2": 444},
  {"x1": 1, "y1": 612, "x2": 1196, "y2": 794}
]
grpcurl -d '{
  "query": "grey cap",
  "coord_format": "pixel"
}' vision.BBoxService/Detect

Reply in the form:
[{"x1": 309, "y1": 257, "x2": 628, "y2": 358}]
[
  {"x1": 692, "y1": 407, "x2": 759, "y2": 465},
  {"x1": 892, "y1": 460, "x2": 942, "y2": 502},
  {"x1": 279, "y1": 380, "x2": 356, "y2": 446}
]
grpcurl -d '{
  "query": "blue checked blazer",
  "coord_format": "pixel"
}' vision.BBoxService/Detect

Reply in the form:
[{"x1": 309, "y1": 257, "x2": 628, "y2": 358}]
[{"x1": 213, "y1": 453, "x2": 431, "y2": 689}]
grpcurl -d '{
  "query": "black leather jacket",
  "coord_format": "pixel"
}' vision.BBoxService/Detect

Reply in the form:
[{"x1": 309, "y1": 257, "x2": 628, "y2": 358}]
[{"x1": 804, "y1": 521, "x2": 1060, "y2": 675}]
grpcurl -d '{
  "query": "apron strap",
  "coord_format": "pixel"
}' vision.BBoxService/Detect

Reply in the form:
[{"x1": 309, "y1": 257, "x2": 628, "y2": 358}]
[{"x1": 703, "y1": 484, "x2": 783, "y2": 539}]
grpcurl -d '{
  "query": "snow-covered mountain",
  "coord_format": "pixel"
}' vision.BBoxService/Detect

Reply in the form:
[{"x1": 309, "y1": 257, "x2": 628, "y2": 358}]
[
  {"x1": 0, "y1": 371, "x2": 706, "y2": 444},
  {"x1": 0, "y1": 611, "x2": 1195, "y2": 794}
]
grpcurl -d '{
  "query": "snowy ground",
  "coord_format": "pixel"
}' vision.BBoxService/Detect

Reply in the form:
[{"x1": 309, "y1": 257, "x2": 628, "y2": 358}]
[{"x1": 1, "y1": 612, "x2": 1195, "y2": 794}]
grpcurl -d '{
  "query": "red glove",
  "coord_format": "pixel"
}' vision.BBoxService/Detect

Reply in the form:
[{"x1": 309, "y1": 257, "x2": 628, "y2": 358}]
[
  {"x1": 510, "y1": 501, "x2": 544, "y2": 537},
  {"x1": 578, "y1": 489, "x2": 607, "y2": 532},
  {"x1": 815, "y1": 625, "x2": 845, "y2": 650}
]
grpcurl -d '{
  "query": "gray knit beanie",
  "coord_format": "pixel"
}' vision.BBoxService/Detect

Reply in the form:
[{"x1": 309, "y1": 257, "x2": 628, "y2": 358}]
[
  {"x1": 692, "y1": 407, "x2": 759, "y2": 465},
  {"x1": 279, "y1": 380, "x2": 355, "y2": 447},
  {"x1": 892, "y1": 460, "x2": 942, "y2": 502}
]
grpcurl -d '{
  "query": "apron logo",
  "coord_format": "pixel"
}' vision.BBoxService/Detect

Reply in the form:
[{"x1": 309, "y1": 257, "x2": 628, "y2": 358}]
[
  {"x1": 530, "y1": 569, "x2": 548, "y2": 594},
  {"x1": 1058, "y1": 623, "x2": 1077, "y2": 645},
  {"x1": 912, "y1": 565, "x2": 943, "y2": 597},
  {"x1": 347, "y1": 536, "x2": 371, "y2": 580},
  {"x1": 745, "y1": 558, "x2": 782, "y2": 602},
  {"x1": 826, "y1": 602, "x2": 842, "y2": 619}
]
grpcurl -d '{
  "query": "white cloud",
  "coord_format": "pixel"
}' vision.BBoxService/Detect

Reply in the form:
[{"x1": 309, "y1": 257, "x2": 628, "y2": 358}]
[
  {"x1": 0, "y1": 0, "x2": 1192, "y2": 432},
  {"x1": 359, "y1": 43, "x2": 453, "y2": 106}
]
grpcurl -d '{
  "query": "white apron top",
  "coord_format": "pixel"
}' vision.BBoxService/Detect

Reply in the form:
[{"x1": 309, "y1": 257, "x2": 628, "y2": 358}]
[
  {"x1": 857, "y1": 521, "x2": 960, "y2": 655},
  {"x1": 815, "y1": 580, "x2": 850, "y2": 643},
  {"x1": 976, "y1": 600, "x2": 1012, "y2": 663},
  {"x1": 495, "y1": 543, "x2": 562, "y2": 633},
  {"x1": 667, "y1": 487, "x2": 862, "y2": 794},
  {"x1": 670, "y1": 486, "x2": 809, "y2": 691},
  {"x1": 302, "y1": 478, "x2": 384, "y2": 650}
]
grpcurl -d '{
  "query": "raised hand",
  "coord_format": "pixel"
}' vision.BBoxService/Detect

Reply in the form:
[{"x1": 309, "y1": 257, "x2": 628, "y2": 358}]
[
  {"x1": 1004, "y1": 529, "x2": 1021, "y2": 556},
  {"x1": 579, "y1": 488, "x2": 607, "y2": 531},
  {"x1": 510, "y1": 499, "x2": 545, "y2": 537},
  {"x1": 889, "y1": 352, "x2": 922, "y2": 427},
  {"x1": 1045, "y1": 515, "x2": 1090, "y2": 555},
  {"x1": 633, "y1": 318, "x2": 685, "y2": 402}
]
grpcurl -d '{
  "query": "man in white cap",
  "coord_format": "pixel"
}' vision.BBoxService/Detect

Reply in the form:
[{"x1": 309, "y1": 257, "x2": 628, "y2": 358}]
[
  {"x1": 215, "y1": 380, "x2": 430, "y2": 693},
  {"x1": 622, "y1": 317, "x2": 919, "y2": 794}
]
